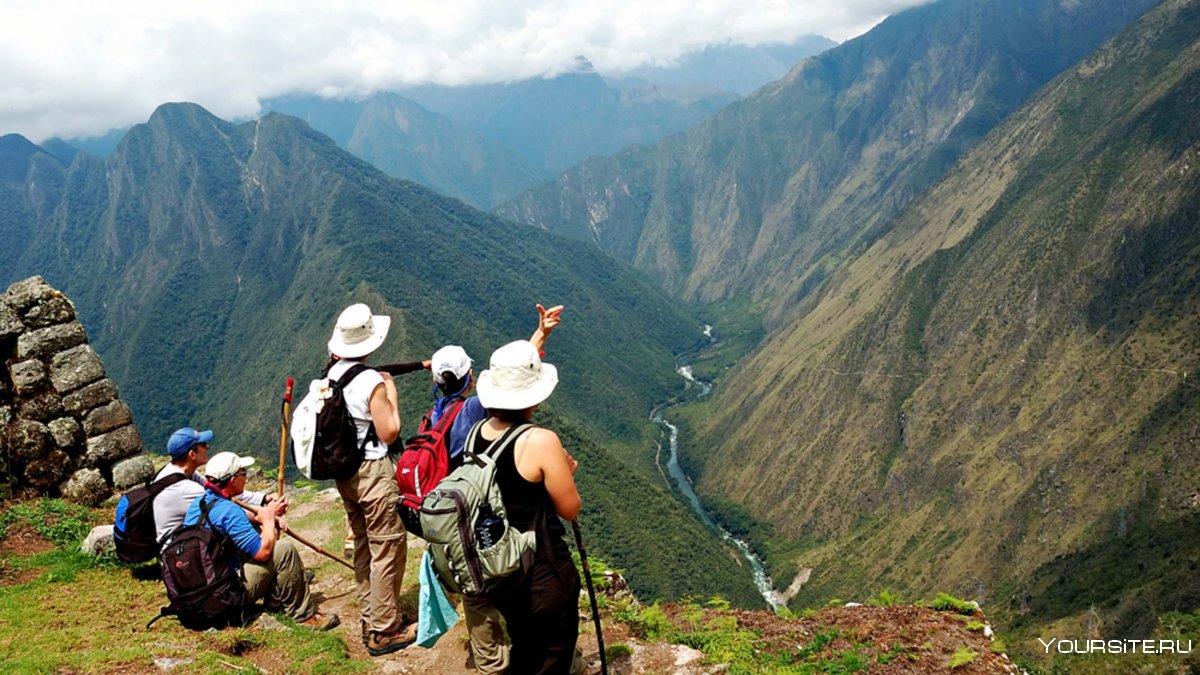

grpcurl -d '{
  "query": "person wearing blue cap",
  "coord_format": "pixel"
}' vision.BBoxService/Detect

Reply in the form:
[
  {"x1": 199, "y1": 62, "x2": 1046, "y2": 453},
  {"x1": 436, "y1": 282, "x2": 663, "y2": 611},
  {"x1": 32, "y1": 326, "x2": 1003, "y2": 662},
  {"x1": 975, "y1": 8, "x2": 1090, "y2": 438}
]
[{"x1": 151, "y1": 426, "x2": 275, "y2": 551}]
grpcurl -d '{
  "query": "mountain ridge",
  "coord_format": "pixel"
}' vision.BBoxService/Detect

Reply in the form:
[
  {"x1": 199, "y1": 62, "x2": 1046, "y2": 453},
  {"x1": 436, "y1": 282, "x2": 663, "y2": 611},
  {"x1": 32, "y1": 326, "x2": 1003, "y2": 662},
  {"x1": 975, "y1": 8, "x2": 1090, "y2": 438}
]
[
  {"x1": 679, "y1": 0, "x2": 1200, "y2": 650},
  {"x1": 497, "y1": 0, "x2": 1160, "y2": 311}
]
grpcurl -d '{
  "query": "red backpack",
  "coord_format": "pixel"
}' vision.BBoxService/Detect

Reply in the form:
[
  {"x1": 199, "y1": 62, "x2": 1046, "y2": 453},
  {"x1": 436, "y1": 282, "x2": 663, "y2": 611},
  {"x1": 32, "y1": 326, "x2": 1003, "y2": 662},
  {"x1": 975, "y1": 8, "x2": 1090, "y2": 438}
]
[{"x1": 395, "y1": 398, "x2": 467, "y2": 536}]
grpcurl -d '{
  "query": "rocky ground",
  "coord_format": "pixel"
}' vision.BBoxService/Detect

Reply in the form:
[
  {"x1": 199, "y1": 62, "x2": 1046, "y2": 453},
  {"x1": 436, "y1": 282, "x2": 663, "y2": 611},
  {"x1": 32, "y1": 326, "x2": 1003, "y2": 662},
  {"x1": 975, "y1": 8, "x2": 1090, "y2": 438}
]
[{"x1": 276, "y1": 486, "x2": 1018, "y2": 674}]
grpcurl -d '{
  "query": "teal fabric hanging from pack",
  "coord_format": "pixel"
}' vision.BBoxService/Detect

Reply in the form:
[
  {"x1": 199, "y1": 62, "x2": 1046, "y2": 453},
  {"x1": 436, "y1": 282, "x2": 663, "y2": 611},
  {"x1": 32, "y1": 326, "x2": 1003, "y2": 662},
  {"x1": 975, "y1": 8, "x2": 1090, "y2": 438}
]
[{"x1": 417, "y1": 550, "x2": 459, "y2": 647}]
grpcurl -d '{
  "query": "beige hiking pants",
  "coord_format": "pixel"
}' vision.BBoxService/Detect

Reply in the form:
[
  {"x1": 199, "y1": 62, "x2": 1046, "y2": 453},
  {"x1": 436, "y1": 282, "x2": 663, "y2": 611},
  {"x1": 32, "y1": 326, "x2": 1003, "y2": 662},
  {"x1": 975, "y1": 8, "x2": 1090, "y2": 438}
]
[
  {"x1": 464, "y1": 593, "x2": 509, "y2": 673},
  {"x1": 242, "y1": 539, "x2": 315, "y2": 621},
  {"x1": 337, "y1": 457, "x2": 407, "y2": 634}
]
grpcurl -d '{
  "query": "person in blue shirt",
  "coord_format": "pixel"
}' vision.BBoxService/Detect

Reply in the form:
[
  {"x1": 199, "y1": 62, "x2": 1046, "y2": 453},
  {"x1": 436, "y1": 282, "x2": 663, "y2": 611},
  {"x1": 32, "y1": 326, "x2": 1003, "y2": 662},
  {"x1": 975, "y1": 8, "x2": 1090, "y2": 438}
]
[{"x1": 183, "y1": 451, "x2": 338, "y2": 631}]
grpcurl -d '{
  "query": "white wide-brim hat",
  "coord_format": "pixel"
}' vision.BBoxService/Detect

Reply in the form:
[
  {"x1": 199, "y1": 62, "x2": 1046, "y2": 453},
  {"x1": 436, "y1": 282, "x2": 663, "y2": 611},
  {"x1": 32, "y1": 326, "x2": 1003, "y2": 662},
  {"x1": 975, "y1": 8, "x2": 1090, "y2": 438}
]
[
  {"x1": 327, "y1": 303, "x2": 391, "y2": 359},
  {"x1": 476, "y1": 340, "x2": 558, "y2": 411}
]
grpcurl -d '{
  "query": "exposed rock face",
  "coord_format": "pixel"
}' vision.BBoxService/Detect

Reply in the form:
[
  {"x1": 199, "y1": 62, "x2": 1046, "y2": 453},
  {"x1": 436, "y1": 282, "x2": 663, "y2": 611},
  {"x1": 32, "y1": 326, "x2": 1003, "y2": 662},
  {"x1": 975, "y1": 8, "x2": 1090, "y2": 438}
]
[{"x1": 0, "y1": 277, "x2": 152, "y2": 504}]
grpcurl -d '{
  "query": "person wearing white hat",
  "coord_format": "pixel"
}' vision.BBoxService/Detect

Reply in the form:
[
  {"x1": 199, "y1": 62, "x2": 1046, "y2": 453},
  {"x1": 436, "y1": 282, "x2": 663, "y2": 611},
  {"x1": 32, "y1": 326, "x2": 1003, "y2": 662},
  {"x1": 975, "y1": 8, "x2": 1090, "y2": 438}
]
[
  {"x1": 388, "y1": 303, "x2": 562, "y2": 675},
  {"x1": 181, "y1": 452, "x2": 338, "y2": 630},
  {"x1": 472, "y1": 339, "x2": 582, "y2": 674},
  {"x1": 322, "y1": 303, "x2": 415, "y2": 654}
]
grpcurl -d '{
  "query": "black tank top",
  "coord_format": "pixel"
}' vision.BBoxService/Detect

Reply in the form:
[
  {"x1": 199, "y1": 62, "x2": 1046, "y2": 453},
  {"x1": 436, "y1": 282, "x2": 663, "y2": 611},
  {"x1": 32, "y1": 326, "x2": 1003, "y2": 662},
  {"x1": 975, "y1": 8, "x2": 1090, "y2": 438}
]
[{"x1": 472, "y1": 424, "x2": 567, "y2": 553}]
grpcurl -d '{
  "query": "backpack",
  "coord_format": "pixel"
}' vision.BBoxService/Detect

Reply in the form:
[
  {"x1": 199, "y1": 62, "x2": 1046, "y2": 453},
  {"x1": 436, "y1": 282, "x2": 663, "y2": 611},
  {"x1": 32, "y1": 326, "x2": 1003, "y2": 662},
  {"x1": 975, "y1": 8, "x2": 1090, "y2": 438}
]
[
  {"x1": 395, "y1": 397, "x2": 468, "y2": 536},
  {"x1": 420, "y1": 421, "x2": 538, "y2": 597},
  {"x1": 291, "y1": 363, "x2": 377, "y2": 480},
  {"x1": 150, "y1": 496, "x2": 247, "y2": 630},
  {"x1": 113, "y1": 472, "x2": 188, "y2": 564}
]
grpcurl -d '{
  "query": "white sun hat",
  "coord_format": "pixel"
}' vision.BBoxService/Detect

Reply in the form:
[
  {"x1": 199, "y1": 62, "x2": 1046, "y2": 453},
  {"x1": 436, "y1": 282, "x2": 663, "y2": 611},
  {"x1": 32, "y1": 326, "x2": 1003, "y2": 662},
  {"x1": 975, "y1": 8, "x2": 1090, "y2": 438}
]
[
  {"x1": 431, "y1": 345, "x2": 473, "y2": 385},
  {"x1": 204, "y1": 451, "x2": 256, "y2": 483},
  {"x1": 476, "y1": 340, "x2": 558, "y2": 411},
  {"x1": 327, "y1": 303, "x2": 391, "y2": 359}
]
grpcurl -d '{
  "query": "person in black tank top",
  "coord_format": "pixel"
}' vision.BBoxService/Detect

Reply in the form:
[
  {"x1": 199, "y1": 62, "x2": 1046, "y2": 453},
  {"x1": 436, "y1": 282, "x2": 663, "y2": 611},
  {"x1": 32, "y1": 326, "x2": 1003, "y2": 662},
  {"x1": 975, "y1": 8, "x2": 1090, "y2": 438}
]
[{"x1": 475, "y1": 340, "x2": 583, "y2": 675}]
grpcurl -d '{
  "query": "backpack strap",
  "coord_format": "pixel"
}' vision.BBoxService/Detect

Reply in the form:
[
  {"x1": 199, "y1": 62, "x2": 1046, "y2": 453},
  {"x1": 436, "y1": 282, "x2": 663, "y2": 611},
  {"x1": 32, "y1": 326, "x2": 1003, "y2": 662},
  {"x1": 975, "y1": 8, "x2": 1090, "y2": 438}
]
[
  {"x1": 463, "y1": 421, "x2": 534, "y2": 463},
  {"x1": 146, "y1": 472, "x2": 188, "y2": 498},
  {"x1": 334, "y1": 362, "x2": 379, "y2": 449}
]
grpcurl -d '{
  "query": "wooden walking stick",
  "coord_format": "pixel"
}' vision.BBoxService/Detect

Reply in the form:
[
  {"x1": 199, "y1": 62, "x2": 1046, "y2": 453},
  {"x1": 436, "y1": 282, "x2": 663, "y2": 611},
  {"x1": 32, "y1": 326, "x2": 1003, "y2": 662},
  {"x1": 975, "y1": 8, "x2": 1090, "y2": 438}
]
[
  {"x1": 233, "y1": 497, "x2": 354, "y2": 571},
  {"x1": 572, "y1": 519, "x2": 608, "y2": 675},
  {"x1": 277, "y1": 378, "x2": 295, "y2": 498}
]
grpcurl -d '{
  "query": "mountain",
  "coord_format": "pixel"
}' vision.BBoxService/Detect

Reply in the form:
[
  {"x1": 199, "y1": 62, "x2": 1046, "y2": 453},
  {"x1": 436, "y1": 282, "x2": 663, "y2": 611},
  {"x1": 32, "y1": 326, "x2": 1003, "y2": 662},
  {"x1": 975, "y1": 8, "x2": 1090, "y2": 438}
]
[
  {"x1": 401, "y1": 62, "x2": 739, "y2": 174},
  {"x1": 264, "y1": 93, "x2": 551, "y2": 209},
  {"x1": 614, "y1": 35, "x2": 838, "y2": 95},
  {"x1": 679, "y1": 0, "x2": 1200, "y2": 653},
  {"x1": 0, "y1": 103, "x2": 763, "y2": 606},
  {"x1": 345, "y1": 94, "x2": 551, "y2": 209},
  {"x1": 497, "y1": 0, "x2": 1160, "y2": 308}
]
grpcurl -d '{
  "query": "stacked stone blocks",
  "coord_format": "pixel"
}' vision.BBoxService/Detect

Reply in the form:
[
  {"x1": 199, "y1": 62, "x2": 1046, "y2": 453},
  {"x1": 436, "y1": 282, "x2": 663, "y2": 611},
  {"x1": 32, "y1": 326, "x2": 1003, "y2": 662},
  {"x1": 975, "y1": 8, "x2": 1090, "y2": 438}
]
[{"x1": 0, "y1": 276, "x2": 154, "y2": 505}]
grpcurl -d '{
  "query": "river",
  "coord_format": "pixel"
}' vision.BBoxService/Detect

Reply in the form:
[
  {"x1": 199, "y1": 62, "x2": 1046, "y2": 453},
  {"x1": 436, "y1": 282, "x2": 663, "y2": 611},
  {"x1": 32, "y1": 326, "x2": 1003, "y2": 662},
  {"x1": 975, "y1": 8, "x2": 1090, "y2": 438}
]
[{"x1": 651, "y1": 353, "x2": 784, "y2": 610}]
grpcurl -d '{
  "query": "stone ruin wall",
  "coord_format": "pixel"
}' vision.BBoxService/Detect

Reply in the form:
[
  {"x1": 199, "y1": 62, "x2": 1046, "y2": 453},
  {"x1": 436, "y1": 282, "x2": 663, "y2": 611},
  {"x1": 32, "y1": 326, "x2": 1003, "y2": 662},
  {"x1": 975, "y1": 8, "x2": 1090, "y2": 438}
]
[{"x1": 0, "y1": 276, "x2": 154, "y2": 505}]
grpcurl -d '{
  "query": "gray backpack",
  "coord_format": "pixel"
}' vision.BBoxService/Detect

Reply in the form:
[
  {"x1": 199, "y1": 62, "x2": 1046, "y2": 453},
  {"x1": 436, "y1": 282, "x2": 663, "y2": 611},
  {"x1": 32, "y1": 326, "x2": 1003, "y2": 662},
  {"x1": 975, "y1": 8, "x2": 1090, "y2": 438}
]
[{"x1": 419, "y1": 421, "x2": 537, "y2": 596}]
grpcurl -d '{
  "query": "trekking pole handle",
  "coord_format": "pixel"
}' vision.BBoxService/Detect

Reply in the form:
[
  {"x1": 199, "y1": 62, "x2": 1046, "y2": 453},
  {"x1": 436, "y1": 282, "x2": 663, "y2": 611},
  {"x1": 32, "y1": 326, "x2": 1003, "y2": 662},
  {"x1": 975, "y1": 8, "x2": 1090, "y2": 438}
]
[{"x1": 284, "y1": 377, "x2": 294, "y2": 404}]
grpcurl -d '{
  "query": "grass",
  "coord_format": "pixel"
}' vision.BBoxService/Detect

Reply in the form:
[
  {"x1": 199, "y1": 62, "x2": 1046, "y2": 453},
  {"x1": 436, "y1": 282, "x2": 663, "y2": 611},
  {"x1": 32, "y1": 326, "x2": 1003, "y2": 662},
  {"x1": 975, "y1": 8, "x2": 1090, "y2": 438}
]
[
  {"x1": 949, "y1": 646, "x2": 978, "y2": 669},
  {"x1": 0, "y1": 497, "x2": 368, "y2": 674}
]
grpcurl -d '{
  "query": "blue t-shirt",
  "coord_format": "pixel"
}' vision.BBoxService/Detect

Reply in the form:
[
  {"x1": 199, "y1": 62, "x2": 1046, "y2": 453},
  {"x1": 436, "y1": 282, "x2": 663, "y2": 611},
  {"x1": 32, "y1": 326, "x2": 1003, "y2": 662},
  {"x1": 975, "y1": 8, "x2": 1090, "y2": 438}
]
[
  {"x1": 183, "y1": 492, "x2": 262, "y2": 568},
  {"x1": 429, "y1": 395, "x2": 486, "y2": 463}
]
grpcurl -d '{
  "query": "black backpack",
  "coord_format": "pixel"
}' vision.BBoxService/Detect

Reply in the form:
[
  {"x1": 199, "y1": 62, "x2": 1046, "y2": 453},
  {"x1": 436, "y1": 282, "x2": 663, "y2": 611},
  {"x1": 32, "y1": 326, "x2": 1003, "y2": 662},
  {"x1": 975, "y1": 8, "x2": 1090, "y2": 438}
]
[
  {"x1": 113, "y1": 473, "x2": 188, "y2": 564},
  {"x1": 291, "y1": 363, "x2": 378, "y2": 480},
  {"x1": 149, "y1": 496, "x2": 248, "y2": 630}
]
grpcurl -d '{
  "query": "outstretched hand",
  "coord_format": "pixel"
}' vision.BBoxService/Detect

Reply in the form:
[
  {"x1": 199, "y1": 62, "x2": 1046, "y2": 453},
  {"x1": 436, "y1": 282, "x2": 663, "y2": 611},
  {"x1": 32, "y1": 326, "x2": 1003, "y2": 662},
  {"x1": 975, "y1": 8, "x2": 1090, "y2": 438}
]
[{"x1": 538, "y1": 304, "x2": 564, "y2": 334}]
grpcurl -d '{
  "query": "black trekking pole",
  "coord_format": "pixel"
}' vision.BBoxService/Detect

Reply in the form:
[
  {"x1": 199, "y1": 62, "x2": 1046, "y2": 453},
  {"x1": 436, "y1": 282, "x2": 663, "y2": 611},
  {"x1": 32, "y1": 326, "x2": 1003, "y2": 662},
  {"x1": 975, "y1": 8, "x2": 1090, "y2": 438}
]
[{"x1": 572, "y1": 519, "x2": 607, "y2": 675}]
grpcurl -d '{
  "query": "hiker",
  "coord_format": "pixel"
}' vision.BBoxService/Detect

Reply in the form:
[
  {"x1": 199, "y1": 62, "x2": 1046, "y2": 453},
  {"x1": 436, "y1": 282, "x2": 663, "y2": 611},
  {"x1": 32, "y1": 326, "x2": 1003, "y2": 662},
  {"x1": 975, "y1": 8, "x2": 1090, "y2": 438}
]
[
  {"x1": 153, "y1": 427, "x2": 275, "y2": 547},
  {"x1": 474, "y1": 339, "x2": 582, "y2": 674},
  {"x1": 387, "y1": 303, "x2": 562, "y2": 674},
  {"x1": 182, "y1": 451, "x2": 339, "y2": 629},
  {"x1": 324, "y1": 302, "x2": 415, "y2": 655}
]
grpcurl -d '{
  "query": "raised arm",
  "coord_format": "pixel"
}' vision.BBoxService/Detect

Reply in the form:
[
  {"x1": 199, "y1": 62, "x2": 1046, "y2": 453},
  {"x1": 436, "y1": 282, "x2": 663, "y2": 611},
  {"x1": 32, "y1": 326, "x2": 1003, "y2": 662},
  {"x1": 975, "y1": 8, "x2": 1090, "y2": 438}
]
[{"x1": 529, "y1": 304, "x2": 564, "y2": 353}]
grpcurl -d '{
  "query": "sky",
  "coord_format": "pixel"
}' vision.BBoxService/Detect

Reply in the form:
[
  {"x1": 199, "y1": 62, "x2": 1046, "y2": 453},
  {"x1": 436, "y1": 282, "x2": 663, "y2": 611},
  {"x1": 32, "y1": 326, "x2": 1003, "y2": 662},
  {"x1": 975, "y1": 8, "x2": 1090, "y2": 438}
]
[{"x1": 1, "y1": 0, "x2": 930, "y2": 142}]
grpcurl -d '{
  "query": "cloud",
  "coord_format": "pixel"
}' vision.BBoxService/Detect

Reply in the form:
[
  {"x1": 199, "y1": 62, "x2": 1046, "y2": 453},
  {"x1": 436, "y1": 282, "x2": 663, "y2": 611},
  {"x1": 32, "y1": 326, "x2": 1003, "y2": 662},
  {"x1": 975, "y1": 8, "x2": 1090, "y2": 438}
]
[{"x1": 0, "y1": 0, "x2": 930, "y2": 141}]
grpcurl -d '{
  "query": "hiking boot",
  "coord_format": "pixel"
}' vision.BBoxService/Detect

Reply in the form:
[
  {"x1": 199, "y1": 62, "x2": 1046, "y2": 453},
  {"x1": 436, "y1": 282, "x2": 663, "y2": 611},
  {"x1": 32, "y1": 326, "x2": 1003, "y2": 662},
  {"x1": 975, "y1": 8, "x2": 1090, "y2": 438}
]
[
  {"x1": 366, "y1": 623, "x2": 418, "y2": 656},
  {"x1": 300, "y1": 612, "x2": 341, "y2": 631}
]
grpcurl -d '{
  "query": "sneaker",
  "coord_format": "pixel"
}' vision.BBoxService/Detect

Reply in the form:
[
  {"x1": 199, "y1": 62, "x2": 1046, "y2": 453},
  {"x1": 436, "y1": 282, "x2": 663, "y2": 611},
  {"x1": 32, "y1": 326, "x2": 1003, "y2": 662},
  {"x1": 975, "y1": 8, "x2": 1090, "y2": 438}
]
[
  {"x1": 366, "y1": 623, "x2": 418, "y2": 656},
  {"x1": 300, "y1": 612, "x2": 341, "y2": 631}
]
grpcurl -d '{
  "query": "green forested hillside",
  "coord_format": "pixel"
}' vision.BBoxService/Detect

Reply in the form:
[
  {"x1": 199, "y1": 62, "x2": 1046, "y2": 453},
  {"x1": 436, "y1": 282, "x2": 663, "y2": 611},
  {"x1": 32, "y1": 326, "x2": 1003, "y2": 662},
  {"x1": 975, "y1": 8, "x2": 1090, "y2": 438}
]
[
  {"x1": 0, "y1": 104, "x2": 762, "y2": 605},
  {"x1": 680, "y1": 0, "x2": 1200, "y2": 657},
  {"x1": 498, "y1": 0, "x2": 1159, "y2": 309}
]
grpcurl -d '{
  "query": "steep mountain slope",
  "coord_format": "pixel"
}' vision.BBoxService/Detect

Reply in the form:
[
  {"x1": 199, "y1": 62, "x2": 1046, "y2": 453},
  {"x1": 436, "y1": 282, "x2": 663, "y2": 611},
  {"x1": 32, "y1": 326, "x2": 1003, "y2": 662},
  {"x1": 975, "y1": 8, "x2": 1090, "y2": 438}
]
[
  {"x1": 498, "y1": 0, "x2": 1160, "y2": 307},
  {"x1": 402, "y1": 62, "x2": 739, "y2": 174},
  {"x1": 616, "y1": 35, "x2": 838, "y2": 95},
  {"x1": 0, "y1": 104, "x2": 762, "y2": 605},
  {"x1": 265, "y1": 93, "x2": 551, "y2": 208},
  {"x1": 684, "y1": 0, "x2": 1200, "y2": 643}
]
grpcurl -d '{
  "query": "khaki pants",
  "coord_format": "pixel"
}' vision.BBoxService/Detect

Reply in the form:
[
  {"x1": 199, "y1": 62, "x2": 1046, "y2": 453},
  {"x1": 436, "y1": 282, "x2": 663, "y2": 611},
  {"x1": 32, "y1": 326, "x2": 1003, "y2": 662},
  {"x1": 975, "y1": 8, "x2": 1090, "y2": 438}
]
[
  {"x1": 337, "y1": 457, "x2": 406, "y2": 634},
  {"x1": 464, "y1": 594, "x2": 509, "y2": 674},
  {"x1": 243, "y1": 539, "x2": 315, "y2": 621}
]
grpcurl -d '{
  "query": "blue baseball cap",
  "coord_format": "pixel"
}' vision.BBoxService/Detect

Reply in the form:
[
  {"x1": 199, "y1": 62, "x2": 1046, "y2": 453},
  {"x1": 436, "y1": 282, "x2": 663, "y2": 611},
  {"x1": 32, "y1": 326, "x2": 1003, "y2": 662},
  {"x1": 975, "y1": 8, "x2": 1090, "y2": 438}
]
[{"x1": 167, "y1": 427, "x2": 214, "y2": 459}]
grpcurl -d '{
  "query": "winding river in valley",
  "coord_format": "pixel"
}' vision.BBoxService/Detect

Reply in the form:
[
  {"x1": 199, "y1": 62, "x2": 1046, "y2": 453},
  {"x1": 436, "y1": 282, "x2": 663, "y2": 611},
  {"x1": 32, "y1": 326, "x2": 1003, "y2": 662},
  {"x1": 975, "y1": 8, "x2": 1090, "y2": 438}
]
[{"x1": 651, "y1": 344, "x2": 783, "y2": 610}]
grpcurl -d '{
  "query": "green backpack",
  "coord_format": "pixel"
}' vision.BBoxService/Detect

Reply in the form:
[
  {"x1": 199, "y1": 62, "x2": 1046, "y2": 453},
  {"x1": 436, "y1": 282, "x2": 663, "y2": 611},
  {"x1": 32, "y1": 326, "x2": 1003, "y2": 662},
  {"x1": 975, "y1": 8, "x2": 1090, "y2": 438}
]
[{"x1": 419, "y1": 421, "x2": 537, "y2": 596}]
